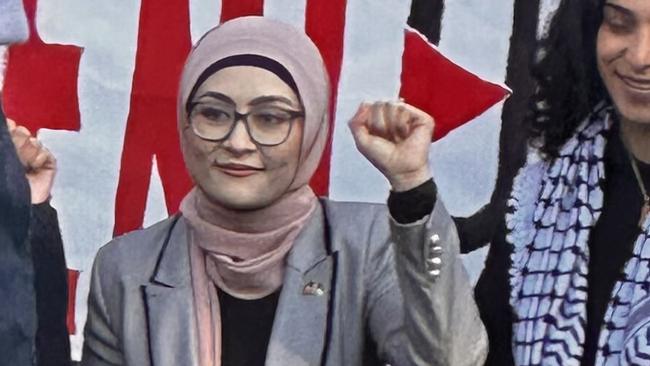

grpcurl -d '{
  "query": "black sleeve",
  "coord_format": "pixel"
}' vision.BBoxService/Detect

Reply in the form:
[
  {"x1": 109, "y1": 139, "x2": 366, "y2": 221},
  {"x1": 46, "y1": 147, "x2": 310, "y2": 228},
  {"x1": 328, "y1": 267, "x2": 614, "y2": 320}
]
[
  {"x1": 0, "y1": 98, "x2": 37, "y2": 366},
  {"x1": 387, "y1": 178, "x2": 498, "y2": 253},
  {"x1": 0, "y1": 99, "x2": 31, "y2": 248},
  {"x1": 29, "y1": 202, "x2": 71, "y2": 366},
  {"x1": 387, "y1": 179, "x2": 436, "y2": 224},
  {"x1": 453, "y1": 204, "x2": 504, "y2": 254}
]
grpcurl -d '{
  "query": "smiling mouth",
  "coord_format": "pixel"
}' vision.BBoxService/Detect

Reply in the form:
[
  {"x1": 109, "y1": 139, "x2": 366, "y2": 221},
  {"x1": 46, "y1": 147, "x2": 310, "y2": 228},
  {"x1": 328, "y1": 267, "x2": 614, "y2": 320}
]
[
  {"x1": 617, "y1": 72, "x2": 650, "y2": 92},
  {"x1": 214, "y1": 163, "x2": 264, "y2": 177}
]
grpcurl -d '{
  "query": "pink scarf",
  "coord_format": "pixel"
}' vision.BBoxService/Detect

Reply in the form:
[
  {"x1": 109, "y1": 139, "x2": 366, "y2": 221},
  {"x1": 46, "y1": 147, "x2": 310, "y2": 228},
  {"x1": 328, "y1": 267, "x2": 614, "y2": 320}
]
[
  {"x1": 181, "y1": 186, "x2": 317, "y2": 366},
  {"x1": 176, "y1": 17, "x2": 331, "y2": 366}
]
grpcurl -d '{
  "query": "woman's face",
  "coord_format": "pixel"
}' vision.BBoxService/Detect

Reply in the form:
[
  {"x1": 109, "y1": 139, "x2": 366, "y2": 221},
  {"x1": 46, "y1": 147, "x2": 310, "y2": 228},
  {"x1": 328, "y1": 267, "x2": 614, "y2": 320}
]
[
  {"x1": 597, "y1": 0, "x2": 650, "y2": 125},
  {"x1": 181, "y1": 66, "x2": 304, "y2": 210}
]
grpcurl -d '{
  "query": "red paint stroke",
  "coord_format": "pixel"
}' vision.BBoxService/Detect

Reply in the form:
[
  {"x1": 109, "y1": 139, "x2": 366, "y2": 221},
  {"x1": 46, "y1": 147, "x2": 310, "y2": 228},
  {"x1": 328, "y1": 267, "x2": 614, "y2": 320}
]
[
  {"x1": 221, "y1": 0, "x2": 264, "y2": 22},
  {"x1": 66, "y1": 269, "x2": 80, "y2": 335},
  {"x1": 400, "y1": 29, "x2": 509, "y2": 141},
  {"x1": 113, "y1": 0, "x2": 193, "y2": 236},
  {"x1": 305, "y1": 0, "x2": 347, "y2": 196},
  {"x1": 2, "y1": 0, "x2": 83, "y2": 133}
]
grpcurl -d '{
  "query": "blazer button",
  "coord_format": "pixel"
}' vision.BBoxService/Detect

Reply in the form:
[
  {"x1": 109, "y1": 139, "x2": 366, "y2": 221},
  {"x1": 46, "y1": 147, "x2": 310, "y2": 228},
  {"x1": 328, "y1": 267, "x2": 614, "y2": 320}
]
[
  {"x1": 426, "y1": 234, "x2": 443, "y2": 280},
  {"x1": 428, "y1": 268, "x2": 441, "y2": 278},
  {"x1": 426, "y1": 256, "x2": 442, "y2": 272},
  {"x1": 425, "y1": 234, "x2": 442, "y2": 280}
]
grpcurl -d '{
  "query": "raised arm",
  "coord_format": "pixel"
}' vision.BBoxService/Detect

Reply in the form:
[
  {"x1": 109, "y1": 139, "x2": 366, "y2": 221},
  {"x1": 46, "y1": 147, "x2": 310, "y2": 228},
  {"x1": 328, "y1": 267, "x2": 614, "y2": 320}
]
[{"x1": 349, "y1": 101, "x2": 487, "y2": 365}]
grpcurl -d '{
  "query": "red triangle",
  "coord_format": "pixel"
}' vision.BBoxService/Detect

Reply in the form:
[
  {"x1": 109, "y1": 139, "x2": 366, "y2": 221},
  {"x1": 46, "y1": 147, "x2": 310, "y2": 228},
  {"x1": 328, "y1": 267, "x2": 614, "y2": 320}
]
[{"x1": 399, "y1": 28, "x2": 509, "y2": 141}]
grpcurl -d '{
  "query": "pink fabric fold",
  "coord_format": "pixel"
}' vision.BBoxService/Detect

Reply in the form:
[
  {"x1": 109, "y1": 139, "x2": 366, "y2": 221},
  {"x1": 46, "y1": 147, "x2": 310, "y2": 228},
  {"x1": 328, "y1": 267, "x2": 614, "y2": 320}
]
[{"x1": 183, "y1": 186, "x2": 317, "y2": 366}]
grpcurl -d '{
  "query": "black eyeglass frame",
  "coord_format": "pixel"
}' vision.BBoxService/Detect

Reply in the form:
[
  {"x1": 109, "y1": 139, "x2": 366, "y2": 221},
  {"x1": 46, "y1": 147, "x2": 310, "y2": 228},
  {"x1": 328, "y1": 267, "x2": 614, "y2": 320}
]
[{"x1": 187, "y1": 102, "x2": 305, "y2": 147}]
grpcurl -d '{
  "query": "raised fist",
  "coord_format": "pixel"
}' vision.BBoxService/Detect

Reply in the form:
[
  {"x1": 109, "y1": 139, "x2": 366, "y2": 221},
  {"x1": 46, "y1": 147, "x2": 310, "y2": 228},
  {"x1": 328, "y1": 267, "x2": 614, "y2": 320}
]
[
  {"x1": 7, "y1": 119, "x2": 57, "y2": 204},
  {"x1": 348, "y1": 101, "x2": 434, "y2": 191}
]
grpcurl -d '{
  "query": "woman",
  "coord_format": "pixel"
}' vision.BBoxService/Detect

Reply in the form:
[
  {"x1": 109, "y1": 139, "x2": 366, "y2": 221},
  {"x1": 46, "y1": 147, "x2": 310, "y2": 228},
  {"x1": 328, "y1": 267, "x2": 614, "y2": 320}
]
[
  {"x1": 81, "y1": 16, "x2": 486, "y2": 366},
  {"x1": 466, "y1": 0, "x2": 650, "y2": 365}
]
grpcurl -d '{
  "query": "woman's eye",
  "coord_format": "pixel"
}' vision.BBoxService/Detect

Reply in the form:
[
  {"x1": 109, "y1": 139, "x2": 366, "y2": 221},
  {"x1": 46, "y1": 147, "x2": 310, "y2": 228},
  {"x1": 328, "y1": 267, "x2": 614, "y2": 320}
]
[
  {"x1": 254, "y1": 111, "x2": 289, "y2": 124},
  {"x1": 603, "y1": 10, "x2": 634, "y2": 34},
  {"x1": 261, "y1": 114, "x2": 281, "y2": 123},
  {"x1": 201, "y1": 108, "x2": 231, "y2": 121},
  {"x1": 606, "y1": 19, "x2": 632, "y2": 34}
]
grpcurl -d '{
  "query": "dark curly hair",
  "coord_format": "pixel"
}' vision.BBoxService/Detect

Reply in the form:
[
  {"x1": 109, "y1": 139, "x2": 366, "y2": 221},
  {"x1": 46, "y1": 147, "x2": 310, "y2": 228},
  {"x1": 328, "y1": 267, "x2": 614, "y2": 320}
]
[{"x1": 528, "y1": 0, "x2": 609, "y2": 159}]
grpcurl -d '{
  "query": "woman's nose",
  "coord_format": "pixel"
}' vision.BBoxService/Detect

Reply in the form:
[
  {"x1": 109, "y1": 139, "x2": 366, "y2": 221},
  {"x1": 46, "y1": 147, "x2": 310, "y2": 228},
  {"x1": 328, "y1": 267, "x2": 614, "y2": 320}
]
[
  {"x1": 222, "y1": 120, "x2": 257, "y2": 153},
  {"x1": 627, "y1": 27, "x2": 650, "y2": 72}
]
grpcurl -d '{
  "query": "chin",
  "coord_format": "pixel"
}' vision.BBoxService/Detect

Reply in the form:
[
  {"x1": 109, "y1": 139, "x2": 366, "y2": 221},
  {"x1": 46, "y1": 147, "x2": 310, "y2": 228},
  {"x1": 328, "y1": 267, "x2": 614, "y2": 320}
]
[
  {"x1": 615, "y1": 102, "x2": 650, "y2": 126},
  {"x1": 222, "y1": 198, "x2": 270, "y2": 211},
  {"x1": 196, "y1": 169, "x2": 293, "y2": 211},
  {"x1": 626, "y1": 116, "x2": 650, "y2": 127},
  {"x1": 203, "y1": 185, "x2": 274, "y2": 211}
]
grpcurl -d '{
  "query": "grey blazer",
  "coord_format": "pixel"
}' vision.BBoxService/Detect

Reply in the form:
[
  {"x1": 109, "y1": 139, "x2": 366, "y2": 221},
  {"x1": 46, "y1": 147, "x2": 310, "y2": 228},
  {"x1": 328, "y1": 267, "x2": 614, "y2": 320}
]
[{"x1": 81, "y1": 197, "x2": 487, "y2": 366}]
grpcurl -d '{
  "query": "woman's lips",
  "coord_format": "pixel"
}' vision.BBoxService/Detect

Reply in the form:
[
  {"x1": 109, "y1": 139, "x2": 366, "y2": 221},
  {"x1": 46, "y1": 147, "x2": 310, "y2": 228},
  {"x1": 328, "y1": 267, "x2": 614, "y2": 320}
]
[
  {"x1": 617, "y1": 72, "x2": 650, "y2": 93},
  {"x1": 214, "y1": 163, "x2": 264, "y2": 177}
]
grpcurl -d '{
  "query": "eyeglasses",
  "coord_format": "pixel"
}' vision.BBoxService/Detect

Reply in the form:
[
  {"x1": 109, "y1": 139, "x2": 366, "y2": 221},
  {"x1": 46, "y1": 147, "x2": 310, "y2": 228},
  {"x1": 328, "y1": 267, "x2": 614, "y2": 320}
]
[{"x1": 188, "y1": 101, "x2": 304, "y2": 146}]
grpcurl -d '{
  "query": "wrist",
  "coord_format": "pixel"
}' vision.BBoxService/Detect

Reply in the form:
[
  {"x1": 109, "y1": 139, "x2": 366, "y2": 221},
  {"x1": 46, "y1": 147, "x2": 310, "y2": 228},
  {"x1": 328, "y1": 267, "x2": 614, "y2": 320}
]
[
  {"x1": 31, "y1": 192, "x2": 51, "y2": 205},
  {"x1": 388, "y1": 167, "x2": 432, "y2": 192}
]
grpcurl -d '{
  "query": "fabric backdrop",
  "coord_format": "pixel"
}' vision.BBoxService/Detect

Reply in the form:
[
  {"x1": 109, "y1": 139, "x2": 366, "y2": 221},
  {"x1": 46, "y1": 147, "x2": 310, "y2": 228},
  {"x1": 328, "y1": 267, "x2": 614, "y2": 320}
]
[{"x1": 0, "y1": 0, "x2": 561, "y2": 359}]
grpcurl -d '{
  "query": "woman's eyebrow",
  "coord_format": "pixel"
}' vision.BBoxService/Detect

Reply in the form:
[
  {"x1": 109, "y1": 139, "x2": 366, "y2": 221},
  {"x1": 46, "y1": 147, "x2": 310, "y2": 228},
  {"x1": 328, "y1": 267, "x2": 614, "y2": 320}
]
[
  {"x1": 248, "y1": 95, "x2": 296, "y2": 107},
  {"x1": 197, "y1": 91, "x2": 236, "y2": 105},
  {"x1": 604, "y1": 2, "x2": 634, "y2": 17}
]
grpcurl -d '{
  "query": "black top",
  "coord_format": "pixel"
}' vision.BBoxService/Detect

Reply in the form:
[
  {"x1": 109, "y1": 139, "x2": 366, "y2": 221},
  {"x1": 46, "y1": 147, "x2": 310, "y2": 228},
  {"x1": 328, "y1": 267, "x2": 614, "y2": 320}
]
[
  {"x1": 31, "y1": 202, "x2": 71, "y2": 366},
  {"x1": 467, "y1": 130, "x2": 650, "y2": 366},
  {"x1": 581, "y1": 132, "x2": 650, "y2": 366},
  {"x1": 218, "y1": 288, "x2": 281, "y2": 366},
  {"x1": 218, "y1": 179, "x2": 436, "y2": 366}
]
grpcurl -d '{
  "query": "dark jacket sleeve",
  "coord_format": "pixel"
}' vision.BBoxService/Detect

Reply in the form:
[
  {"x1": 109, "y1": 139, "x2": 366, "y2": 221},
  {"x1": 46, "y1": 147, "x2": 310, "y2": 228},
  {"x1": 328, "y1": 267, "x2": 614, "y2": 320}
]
[
  {"x1": 30, "y1": 202, "x2": 71, "y2": 366},
  {"x1": 0, "y1": 100, "x2": 37, "y2": 365}
]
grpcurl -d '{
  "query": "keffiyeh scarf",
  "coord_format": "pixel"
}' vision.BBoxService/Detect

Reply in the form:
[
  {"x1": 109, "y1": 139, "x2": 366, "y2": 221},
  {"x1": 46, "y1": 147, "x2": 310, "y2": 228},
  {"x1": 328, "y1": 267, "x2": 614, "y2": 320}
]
[{"x1": 507, "y1": 103, "x2": 650, "y2": 365}]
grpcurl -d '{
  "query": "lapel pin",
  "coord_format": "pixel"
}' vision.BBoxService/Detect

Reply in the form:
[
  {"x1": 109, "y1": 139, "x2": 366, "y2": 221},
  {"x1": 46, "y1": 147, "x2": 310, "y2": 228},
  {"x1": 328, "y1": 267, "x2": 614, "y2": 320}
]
[{"x1": 303, "y1": 281, "x2": 325, "y2": 296}]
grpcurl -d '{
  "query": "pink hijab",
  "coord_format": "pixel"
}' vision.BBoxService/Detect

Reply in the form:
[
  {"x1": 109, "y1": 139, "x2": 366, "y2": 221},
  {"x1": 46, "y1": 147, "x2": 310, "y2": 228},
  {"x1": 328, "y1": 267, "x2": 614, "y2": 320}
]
[{"x1": 177, "y1": 16, "x2": 330, "y2": 366}]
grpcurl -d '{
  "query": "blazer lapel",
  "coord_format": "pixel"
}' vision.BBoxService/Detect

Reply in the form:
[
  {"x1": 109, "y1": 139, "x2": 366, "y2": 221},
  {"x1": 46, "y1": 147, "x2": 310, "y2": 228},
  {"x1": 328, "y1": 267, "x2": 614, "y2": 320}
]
[
  {"x1": 143, "y1": 217, "x2": 199, "y2": 366},
  {"x1": 266, "y1": 206, "x2": 338, "y2": 366}
]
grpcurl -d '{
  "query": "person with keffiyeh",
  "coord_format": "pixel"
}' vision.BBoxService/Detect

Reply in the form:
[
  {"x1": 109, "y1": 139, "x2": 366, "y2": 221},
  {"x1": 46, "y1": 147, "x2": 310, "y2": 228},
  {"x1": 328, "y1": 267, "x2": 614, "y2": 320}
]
[{"x1": 455, "y1": 1, "x2": 650, "y2": 365}]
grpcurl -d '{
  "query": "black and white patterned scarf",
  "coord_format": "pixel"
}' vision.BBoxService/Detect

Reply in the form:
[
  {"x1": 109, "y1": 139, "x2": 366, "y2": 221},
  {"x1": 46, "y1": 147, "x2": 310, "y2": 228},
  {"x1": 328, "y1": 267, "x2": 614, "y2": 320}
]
[{"x1": 507, "y1": 103, "x2": 650, "y2": 365}]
